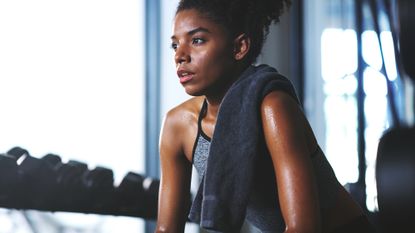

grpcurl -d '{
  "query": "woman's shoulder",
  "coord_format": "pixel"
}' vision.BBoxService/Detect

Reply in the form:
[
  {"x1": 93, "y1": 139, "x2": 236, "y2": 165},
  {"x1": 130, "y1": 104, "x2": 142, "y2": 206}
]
[
  {"x1": 163, "y1": 96, "x2": 205, "y2": 130},
  {"x1": 160, "y1": 97, "x2": 204, "y2": 160}
]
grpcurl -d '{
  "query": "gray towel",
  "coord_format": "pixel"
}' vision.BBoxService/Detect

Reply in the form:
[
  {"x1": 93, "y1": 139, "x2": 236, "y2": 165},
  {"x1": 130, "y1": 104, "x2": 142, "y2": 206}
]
[{"x1": 188, "y1": 64, "x2": 299, "y2": 232}]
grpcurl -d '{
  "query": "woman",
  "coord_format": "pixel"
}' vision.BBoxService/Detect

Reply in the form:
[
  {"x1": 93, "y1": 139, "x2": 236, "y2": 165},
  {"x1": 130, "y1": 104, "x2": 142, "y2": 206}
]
[{"x1": 156, "y1": 0, "x2": 374, "y2": 232}]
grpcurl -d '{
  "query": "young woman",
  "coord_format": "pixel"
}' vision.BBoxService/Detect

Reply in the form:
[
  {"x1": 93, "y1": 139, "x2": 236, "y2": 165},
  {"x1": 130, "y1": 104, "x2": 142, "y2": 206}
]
[{"x1": 156, "y1": 0, "x2": 375, "y2": 232}]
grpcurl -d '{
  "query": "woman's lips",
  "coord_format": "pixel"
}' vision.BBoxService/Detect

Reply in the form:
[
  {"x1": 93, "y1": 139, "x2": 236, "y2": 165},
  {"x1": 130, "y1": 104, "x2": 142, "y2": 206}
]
[
  {"x1": 179, "y1": 74, "x2": 193, "y2": 84},
  {"x1": 177, "y1": 69, "x2": 195, "y2": 84}
]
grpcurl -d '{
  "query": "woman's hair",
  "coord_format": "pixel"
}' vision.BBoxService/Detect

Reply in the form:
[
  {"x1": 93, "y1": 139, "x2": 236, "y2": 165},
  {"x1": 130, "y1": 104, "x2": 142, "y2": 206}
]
[{"x1": 176, "y1": 0, "x2": 291, "y2": 63}]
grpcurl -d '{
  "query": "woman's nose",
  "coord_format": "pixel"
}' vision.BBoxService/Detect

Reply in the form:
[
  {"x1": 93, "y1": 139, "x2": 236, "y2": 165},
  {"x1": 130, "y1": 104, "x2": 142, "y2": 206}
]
[{"x1": 174, "y1": 45, "x2": 190, "y2": 64}]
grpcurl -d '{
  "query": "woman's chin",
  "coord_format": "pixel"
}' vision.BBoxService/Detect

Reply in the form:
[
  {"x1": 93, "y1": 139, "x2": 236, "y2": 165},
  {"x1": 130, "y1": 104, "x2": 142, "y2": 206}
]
[{"x1": 183, "y1": 87, "x2": 204, "y2": 97}]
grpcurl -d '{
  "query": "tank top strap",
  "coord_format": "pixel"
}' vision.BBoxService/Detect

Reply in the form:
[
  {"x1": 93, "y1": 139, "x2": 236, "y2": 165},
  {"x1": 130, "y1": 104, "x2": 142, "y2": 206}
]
[
  {"x1": 197, "y1": 98, "x2": 208, "y2": 129},
  {"x1": 191, "y1": 99, "x2": 208, "y2": 164}
]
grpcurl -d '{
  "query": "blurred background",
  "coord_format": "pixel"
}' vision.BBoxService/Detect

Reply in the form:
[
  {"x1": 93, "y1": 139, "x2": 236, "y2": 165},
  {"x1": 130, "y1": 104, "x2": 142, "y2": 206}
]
[{"x1": 0, "y1": 0, "x2": 413, "y2": 232}]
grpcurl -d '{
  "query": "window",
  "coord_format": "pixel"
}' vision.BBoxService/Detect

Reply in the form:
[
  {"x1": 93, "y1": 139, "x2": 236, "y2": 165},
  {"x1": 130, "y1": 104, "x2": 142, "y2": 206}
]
[
  {"x1": 0, "y1": 0, "x2": 145, "y2": 232},
  {"x1": 321, "y1": 28, "x2": 359, "y2": 185},
  {"x1": 305, "y1": 0, "x2": 401, "y2": 213}
]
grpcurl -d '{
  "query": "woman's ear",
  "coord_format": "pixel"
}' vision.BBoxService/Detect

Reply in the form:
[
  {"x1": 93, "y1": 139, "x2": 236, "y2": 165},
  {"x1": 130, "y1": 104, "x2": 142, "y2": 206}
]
[{"x1": 233, "y1": 33, "x2": 250, "y2": 61}]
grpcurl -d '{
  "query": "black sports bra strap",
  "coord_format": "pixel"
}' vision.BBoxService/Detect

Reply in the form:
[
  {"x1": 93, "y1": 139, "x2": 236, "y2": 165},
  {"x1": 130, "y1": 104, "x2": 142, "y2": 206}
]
[
  {"x1": 191, "y1": 99, "x2": 208, "y2": 164},
  {"x1": 197, "y1": 98, "x2": 208, "y2": 129}
]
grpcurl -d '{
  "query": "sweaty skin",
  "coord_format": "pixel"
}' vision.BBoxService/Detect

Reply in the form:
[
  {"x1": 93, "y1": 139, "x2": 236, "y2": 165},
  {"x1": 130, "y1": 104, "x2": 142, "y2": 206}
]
[
  {"x1": 261, "y1": 91, "x2": 364, "y2": 233},
  {"x1": 156, "y1": 8, "x2": 364, "y2": 233}
]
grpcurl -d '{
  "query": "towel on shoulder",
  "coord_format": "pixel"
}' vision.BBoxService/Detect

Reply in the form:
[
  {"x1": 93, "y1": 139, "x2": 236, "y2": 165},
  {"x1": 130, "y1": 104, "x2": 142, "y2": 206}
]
[{"x1": 188, "y1": 64, "x2": 300, "y2": 232}]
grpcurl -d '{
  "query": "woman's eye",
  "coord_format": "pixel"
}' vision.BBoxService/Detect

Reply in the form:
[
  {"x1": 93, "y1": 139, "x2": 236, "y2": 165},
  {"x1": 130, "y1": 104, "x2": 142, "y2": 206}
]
[
  {"x1": 192, "y1": 38, "x2": 205, "y2": 45},
  {"x1": 171, "y1": 42, "x2": 178, "y2": 50}
]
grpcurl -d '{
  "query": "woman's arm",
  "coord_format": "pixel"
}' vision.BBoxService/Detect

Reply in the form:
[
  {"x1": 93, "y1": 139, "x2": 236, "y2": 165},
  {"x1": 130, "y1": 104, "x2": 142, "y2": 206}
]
[
  {"x1": 261, "y1": 91, "x2": 321, "y2": 233},
  {"x1": 155, "y1": 110, "x2": 192, "y2": 233}
]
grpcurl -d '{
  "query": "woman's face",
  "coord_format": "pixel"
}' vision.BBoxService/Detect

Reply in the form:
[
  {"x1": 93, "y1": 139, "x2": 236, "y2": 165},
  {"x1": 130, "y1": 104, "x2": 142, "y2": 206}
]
[{"x1": 172, "y1": 9, "x2": 237, "y2": 96}]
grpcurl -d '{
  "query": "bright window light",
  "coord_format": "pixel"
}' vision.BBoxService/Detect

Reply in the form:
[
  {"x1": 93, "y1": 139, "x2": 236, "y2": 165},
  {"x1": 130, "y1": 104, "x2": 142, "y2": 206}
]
[
  {"x1": 380, "y1": 31, "x2": 398, "y2": 81},
  {"x1": 324, "y1": 95, "x2": 359, "y2": 184},
  {"x1": 321, "y1": 28, "x2": 359, "y2": 185},
  {"x1": 363, "y1": 67, "x2": 388, "y2": 96},
  {"x1": 362, "y1": 30, "x2": 383, "y2": 71},
  {"x1": 321, "y1": 28, "x2": 357, "y2": 81},
  {"x1": 0, "y1": 0, "x2": 145, "y2": 232}
]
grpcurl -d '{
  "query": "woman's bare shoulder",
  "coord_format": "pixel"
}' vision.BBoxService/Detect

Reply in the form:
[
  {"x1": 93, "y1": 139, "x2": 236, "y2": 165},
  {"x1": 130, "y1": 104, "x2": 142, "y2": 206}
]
[
  {"x1": 160, "y1": 96, "x2": 205, "y2": 160},
  {"x1": 164, "y1": 96, "x2": 205, "y2": 125}
]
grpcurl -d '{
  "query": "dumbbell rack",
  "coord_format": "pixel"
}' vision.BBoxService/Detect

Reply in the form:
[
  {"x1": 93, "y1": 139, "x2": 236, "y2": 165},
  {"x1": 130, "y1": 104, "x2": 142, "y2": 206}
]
[{"x1": 0, "y1": 147, "x2": 159, "y2": 219}]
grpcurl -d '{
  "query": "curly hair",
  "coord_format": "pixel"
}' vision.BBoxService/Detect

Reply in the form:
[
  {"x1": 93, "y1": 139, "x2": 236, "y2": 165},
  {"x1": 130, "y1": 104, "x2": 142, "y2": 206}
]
[{"x1": 176, "y1": 0, "x2": 291, "y2": 63}]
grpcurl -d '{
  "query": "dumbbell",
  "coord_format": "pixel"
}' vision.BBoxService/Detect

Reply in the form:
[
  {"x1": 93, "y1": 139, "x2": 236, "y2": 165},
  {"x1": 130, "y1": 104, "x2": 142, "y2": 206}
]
[
  {"x1": 6, "y1": 146, "x2": 29, "y2": 161},
  {"x1": 114, "y1": 172, "x2": 146, "y2": 215},
  {"x1": 0, "y1": 153, "x2": 20, "y2": 207},
  {"x1": 42, "y1": 154, "x2": 90, "y2": 211},
  {"x1": 6, "y1": 147, "x2": 59, "y2": 209},
  {"x1": 43, "y1": 154, "x2": 116, "y2": 214},
  {"x1": 114, "y1": 172, "x2": 159, "y2": 218},
  {"x1": 42, "y1": 153, "x2": 62, "y2": 167},
  {"x1": 42, "y1": 154, "x2": 116, "y2": 214},
  {"x1": 141, "y1": 176, "x2": 160, "y2": 218},
  {"x1": 81, "y1": 166, "x2": 115, "y2": 213}
]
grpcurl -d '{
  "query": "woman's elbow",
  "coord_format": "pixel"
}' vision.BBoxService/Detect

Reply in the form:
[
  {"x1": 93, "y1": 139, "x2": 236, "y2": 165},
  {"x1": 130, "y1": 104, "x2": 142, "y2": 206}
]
[
  {"x1": 284, "y1": 223, "x2": 321, "y2": 233},
  {"x1": 154, "y1": 225, "x2": 183, "y2": 233},
  {"x1": 154, "y1": 226, "x2": 169, "y2": 233}
]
